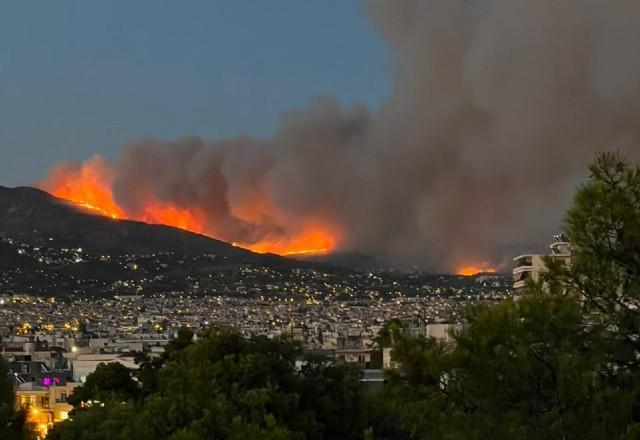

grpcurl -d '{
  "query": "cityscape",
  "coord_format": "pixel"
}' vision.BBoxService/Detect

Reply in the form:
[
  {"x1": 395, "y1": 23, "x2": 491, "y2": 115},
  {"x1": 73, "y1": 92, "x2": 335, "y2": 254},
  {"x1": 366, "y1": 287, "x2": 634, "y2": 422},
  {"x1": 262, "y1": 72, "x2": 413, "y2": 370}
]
[
  {"x1": 0, "y1": 235, "x2": 511, "y2": 438},
  {"x1": 2, "y1": 1, "x2": 640, "y2": 439}
]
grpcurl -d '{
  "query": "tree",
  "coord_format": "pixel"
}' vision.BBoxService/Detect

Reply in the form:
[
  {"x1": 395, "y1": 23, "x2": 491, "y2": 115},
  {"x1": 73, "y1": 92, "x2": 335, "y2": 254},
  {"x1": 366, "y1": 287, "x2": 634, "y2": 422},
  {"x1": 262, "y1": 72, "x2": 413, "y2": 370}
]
[
  {"x1": 67, "y1": 362, "x2": 139, "y2": 406},
  {"x1": 162, "y1": 326, "x2": 194, "y2": 361},
  {"x1": 0, "y1": 357, "x2": 30, "y2": 440},
  {"x1": 49, "y1": 327, "x2": 374, "y2": 440},
  {"x1": 297, "y1": 358, "x2": 369, "y2": 439},
  {"x1": 562, "y1": 152, "x2": 640, "y2": 375},
  {"x1": 47, "y1": 402, "x2": 136, "y2": 440}
]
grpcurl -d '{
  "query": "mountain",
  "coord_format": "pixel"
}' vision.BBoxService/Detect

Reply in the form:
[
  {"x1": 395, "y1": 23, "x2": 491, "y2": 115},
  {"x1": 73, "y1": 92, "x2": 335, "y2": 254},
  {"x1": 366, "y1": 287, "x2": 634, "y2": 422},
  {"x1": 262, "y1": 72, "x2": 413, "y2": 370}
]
[
  {"x1": 0, "y1": 186, "x2": 269, "y2": 260},
  {"x1": 0, "y1": 186, "x2": 511, "y2": 298},
  {"x1": 0, "y1": 186, "x2": 310, "y2": 297}
]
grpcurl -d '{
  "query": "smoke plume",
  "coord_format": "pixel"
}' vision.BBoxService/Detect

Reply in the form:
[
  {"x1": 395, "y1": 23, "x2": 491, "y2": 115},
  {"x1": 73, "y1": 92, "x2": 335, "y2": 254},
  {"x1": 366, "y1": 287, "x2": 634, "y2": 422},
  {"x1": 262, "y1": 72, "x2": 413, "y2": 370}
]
[{"x1": 38, "y1": 0, "x2": 640, "y2": 271}]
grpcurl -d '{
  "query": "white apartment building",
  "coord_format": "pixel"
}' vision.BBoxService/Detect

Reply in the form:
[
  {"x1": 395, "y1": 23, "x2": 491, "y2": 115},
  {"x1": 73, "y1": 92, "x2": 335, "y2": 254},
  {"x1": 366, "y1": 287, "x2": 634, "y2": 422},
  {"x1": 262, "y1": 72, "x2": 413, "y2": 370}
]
[{"x1": 513, "y1": 235, "x2": 572, "y2": 291}]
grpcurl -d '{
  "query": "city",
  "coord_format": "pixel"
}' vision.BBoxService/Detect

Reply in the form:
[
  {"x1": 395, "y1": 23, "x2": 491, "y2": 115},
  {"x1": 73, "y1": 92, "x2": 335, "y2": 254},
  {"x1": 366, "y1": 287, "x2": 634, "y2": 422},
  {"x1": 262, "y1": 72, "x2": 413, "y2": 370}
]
[{"x1": 2, "y1": 1, "x2": 639, "y2": 439}]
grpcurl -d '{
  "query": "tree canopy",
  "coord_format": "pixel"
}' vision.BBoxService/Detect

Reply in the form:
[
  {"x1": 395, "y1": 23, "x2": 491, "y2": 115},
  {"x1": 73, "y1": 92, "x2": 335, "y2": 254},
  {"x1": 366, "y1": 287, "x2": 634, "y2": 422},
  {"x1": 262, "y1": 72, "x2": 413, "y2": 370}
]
[
  {"x1": 0, "y1": 357, "x2": 30, "y2": 440},
  {"x1": 48, "y1": 327, "x2": 370, "y2": 440}
]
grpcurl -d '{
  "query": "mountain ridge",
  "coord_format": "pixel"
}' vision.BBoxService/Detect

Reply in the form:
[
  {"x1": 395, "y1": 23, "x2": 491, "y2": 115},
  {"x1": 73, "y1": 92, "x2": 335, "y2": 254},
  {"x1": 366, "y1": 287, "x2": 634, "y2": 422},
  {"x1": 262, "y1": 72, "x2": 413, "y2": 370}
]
[{"x1": 0, "y1": 185, "x2": 274, "y2": 261}]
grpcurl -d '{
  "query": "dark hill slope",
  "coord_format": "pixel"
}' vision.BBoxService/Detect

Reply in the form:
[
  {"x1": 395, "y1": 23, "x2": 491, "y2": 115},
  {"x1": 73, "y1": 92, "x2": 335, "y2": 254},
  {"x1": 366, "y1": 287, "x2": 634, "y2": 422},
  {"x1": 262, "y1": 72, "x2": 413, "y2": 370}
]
[{"x1": 0, "y1": 186, "x2": 267, "y2": 260}]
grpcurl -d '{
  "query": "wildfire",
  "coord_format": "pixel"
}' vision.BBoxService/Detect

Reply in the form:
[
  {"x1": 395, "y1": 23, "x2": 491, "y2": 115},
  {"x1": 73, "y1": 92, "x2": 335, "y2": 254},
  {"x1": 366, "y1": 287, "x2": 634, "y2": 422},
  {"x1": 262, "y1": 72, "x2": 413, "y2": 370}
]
[
  {"x1": 36, "y1": 157, "x2": 338, "y2": 257},
  {"x1": 139, "y1": 204, "x2": 205, "y2": 235},
  {"x1": 40, "y1": 156, "x2": 125, "y2": 220},
  {"x1": 232, "y1": 226, "x2": 336, "y2": 256},
  {"x1": 457, "y1": 266, "x2": 496, "y2": 276},
  {"x1": 74, "y1": 201, "x2": 121, "y2": 219}
]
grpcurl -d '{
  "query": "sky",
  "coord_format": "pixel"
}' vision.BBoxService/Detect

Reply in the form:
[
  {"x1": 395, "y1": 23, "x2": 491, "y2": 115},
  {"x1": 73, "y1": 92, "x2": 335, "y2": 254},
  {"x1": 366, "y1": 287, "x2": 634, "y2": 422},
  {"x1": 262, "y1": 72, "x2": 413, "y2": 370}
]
[{"x1": 0, "y1": 0, "x2": 390, "y2": 187}]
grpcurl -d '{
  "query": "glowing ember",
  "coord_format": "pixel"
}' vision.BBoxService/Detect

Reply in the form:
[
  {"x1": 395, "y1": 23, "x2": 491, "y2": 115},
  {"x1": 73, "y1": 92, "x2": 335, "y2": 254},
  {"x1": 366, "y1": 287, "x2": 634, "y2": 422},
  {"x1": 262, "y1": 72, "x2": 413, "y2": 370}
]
[
  {"x1": 36, "y1": 157, "x2": 339, "y2": 256},
  {"x1": 457, "y1": 266, "x2": 496, "y2": 276}
]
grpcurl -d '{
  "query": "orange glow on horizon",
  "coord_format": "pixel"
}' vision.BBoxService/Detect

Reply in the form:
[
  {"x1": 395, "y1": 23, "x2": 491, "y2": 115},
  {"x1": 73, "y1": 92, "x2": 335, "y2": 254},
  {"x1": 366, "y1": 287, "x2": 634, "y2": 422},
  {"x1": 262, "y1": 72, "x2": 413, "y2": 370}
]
[
  {"x1": 457, "y1": 266, "x2": 496, "y2": 276},
  {"x1": 37, "y1": 158, "x2": 339, "y2": 257}
]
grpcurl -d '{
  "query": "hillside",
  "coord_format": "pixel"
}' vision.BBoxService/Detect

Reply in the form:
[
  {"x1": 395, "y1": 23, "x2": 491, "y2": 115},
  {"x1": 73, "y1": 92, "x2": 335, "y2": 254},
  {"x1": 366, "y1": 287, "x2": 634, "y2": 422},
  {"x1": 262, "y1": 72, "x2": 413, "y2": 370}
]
[
  {"x1": 0, "y1": 186, "x2": 265, "y2": 258},
  {"x1": 0, "y1": 186, "x2": 304, "y2": 296}
]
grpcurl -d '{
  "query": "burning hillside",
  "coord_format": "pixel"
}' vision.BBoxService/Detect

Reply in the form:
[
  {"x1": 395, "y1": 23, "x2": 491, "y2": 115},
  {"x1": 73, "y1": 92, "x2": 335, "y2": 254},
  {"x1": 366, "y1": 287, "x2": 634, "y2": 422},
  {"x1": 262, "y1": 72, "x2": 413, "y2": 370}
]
[{"x1": 37, "y1": 156, "x2": 338, "y2": 256}]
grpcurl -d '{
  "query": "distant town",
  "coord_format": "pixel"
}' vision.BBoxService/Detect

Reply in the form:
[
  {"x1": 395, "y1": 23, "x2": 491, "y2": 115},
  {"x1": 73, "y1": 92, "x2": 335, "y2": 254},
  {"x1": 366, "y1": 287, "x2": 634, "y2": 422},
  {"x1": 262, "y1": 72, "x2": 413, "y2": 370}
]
[
  {"x1": 1, "y1": 232, "x2": 512, "y2": 350},
  {"x1": 0, "y1": 232, "x2": 514, "y2": 437}
]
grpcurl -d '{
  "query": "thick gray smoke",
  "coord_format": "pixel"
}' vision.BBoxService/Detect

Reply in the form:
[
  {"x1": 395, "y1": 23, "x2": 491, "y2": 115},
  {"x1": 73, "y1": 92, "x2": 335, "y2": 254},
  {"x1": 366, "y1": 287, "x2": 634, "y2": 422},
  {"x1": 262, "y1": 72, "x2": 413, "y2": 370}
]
[{"x1": 42, "y1": 0, "x2": 640, "y2": 270}]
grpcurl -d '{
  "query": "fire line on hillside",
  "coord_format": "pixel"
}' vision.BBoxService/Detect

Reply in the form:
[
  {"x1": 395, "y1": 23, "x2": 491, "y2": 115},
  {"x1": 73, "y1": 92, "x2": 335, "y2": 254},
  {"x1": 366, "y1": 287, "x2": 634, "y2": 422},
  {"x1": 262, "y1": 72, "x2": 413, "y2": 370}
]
[{"x1": 37, "y1": 158, "x2": 337, "y2": 257}]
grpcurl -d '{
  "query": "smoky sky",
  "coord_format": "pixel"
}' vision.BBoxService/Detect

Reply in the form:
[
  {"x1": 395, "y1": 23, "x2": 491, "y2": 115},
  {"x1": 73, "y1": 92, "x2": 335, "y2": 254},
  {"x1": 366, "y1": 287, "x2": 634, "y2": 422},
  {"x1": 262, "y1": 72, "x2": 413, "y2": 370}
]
[{"x1": 39, "y1": 0, "x2": 640, "y2": 270}]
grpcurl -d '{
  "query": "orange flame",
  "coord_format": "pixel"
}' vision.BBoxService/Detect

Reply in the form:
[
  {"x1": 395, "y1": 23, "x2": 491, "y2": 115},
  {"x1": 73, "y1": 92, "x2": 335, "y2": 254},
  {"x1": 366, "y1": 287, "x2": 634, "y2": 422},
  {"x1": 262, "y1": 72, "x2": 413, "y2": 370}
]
[
  {"x1": 139, "y1": 204, "x2": 206, "y2": 235},
  {"x1": 457, "y1": 266, "x2": 496, "y2": 276},
  {"x1": 37, "y1": 157, "x2": 337, "y2": 256},
  {"x1": 232, "y1": 226, "x2": 337, "y2": 256},
  {"x1": 40, "y1": 156, "x2": 124, "y2": 219}
]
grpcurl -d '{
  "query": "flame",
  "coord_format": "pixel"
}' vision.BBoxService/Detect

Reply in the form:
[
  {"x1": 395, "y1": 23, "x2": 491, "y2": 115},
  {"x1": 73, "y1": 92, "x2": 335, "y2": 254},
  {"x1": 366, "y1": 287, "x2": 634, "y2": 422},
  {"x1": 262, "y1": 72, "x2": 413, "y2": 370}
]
[
  {"x1": 139, "y1": 204, "x2": 206, "y2": 235},
  {"x1": 457, "y1": 266, "x2": 496, "y2": 276},
  {"x1": 232, "y1": 227, "x2": 336, "y2": 256},
  {"x1": 40, "y1": 156, "x2": 124, "y2": 219},
  {"x1": 36, "y1": 157, "x2": 338, "y2": 256}
]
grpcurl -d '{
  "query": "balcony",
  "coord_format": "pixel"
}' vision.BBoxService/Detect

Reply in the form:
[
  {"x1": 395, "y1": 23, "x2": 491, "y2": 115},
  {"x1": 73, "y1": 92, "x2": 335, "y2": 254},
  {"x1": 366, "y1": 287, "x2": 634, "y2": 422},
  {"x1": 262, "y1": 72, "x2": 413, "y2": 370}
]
[
  {"x1": 513, "y1": 265, "x2": 533, "y2": 274},
  {"x1": 513, "y1": 280, "x2": 526, "y2": 290},
  {"x1": 513, "y1": 255, "x2": 533, "y2": 268}
]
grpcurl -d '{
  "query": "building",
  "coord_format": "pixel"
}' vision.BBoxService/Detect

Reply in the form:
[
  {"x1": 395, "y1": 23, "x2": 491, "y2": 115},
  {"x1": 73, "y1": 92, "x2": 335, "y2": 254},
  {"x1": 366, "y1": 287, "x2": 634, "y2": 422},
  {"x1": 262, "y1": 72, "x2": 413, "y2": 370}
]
[
  {"x1": 335, "y1": 347, "x2": 374, "y2": 367},
  {"x1": 2, "y1": 340, "x2": 68, "y2": 370},
  {"x1": 64, "y1": 352, "x2": 138, "y2": 382},
  {"x1": 513, "y1": 235, "x2": 572, "y2": 291},
  {"x1": 15, "y1": 381, "x2": 79, "y2": 439}
]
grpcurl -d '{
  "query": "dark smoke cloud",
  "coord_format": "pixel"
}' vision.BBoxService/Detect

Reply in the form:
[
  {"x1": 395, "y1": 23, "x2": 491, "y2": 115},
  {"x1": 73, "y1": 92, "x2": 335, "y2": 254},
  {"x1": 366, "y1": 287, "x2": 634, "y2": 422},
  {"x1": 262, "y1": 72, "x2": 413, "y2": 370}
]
[
  {"x1": 360, "y1": 0, "x2": 640, "y2": 267},
  {"x1": 55, "y1": 0, "x2": 640, "y2": 270}
]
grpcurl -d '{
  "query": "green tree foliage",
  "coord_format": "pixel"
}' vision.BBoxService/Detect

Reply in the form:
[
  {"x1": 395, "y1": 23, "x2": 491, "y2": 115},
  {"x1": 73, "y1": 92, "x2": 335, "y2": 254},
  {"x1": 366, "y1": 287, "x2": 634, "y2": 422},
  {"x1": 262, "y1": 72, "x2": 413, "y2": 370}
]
[
  {"x1": 563, "y1": 152, "x2": 640, "y2": 374},
  {"x1": 132, "y1": 326, "x2": 194, "y2": 398},
  {"x1": 66, "y1": 362, "x2": 140, "y2": 407},
  {"x1": 0, "y1": 357, "x2": 30, "y2": 440},
  {"x1": 163, "y1": 326, "x2": 194, "y2": 360},
  {"x1": 49, "y1": 327, "x2": 371, "y2": 440},
  {"x1": 374, "y1": 319, "x2": 407, "y2": 349}
]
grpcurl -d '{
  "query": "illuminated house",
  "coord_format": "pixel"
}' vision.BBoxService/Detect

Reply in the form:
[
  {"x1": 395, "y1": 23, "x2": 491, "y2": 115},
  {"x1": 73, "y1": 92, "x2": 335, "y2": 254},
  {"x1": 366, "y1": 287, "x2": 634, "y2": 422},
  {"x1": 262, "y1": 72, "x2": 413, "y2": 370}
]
[
  {"x1": 512, "y1": 235, "x2": 572, "y2": 291},
  {"x1": 15, "y1": 380, "x2": 79, "y2": 439}
]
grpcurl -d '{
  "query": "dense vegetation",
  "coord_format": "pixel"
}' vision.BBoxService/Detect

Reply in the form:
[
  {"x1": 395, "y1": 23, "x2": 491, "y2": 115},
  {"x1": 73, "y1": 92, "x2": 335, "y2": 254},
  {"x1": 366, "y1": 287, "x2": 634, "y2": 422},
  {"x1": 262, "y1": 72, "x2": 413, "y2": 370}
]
[
  {"x1": 0, "y1": 358, "x2": 30, "y2": 440},
  {"x1": 48, "y1": 326, "x2": 371, "y2": 440},
  {"x1": 3, "y1": 152, "x2": 637, "y2": 439}
]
